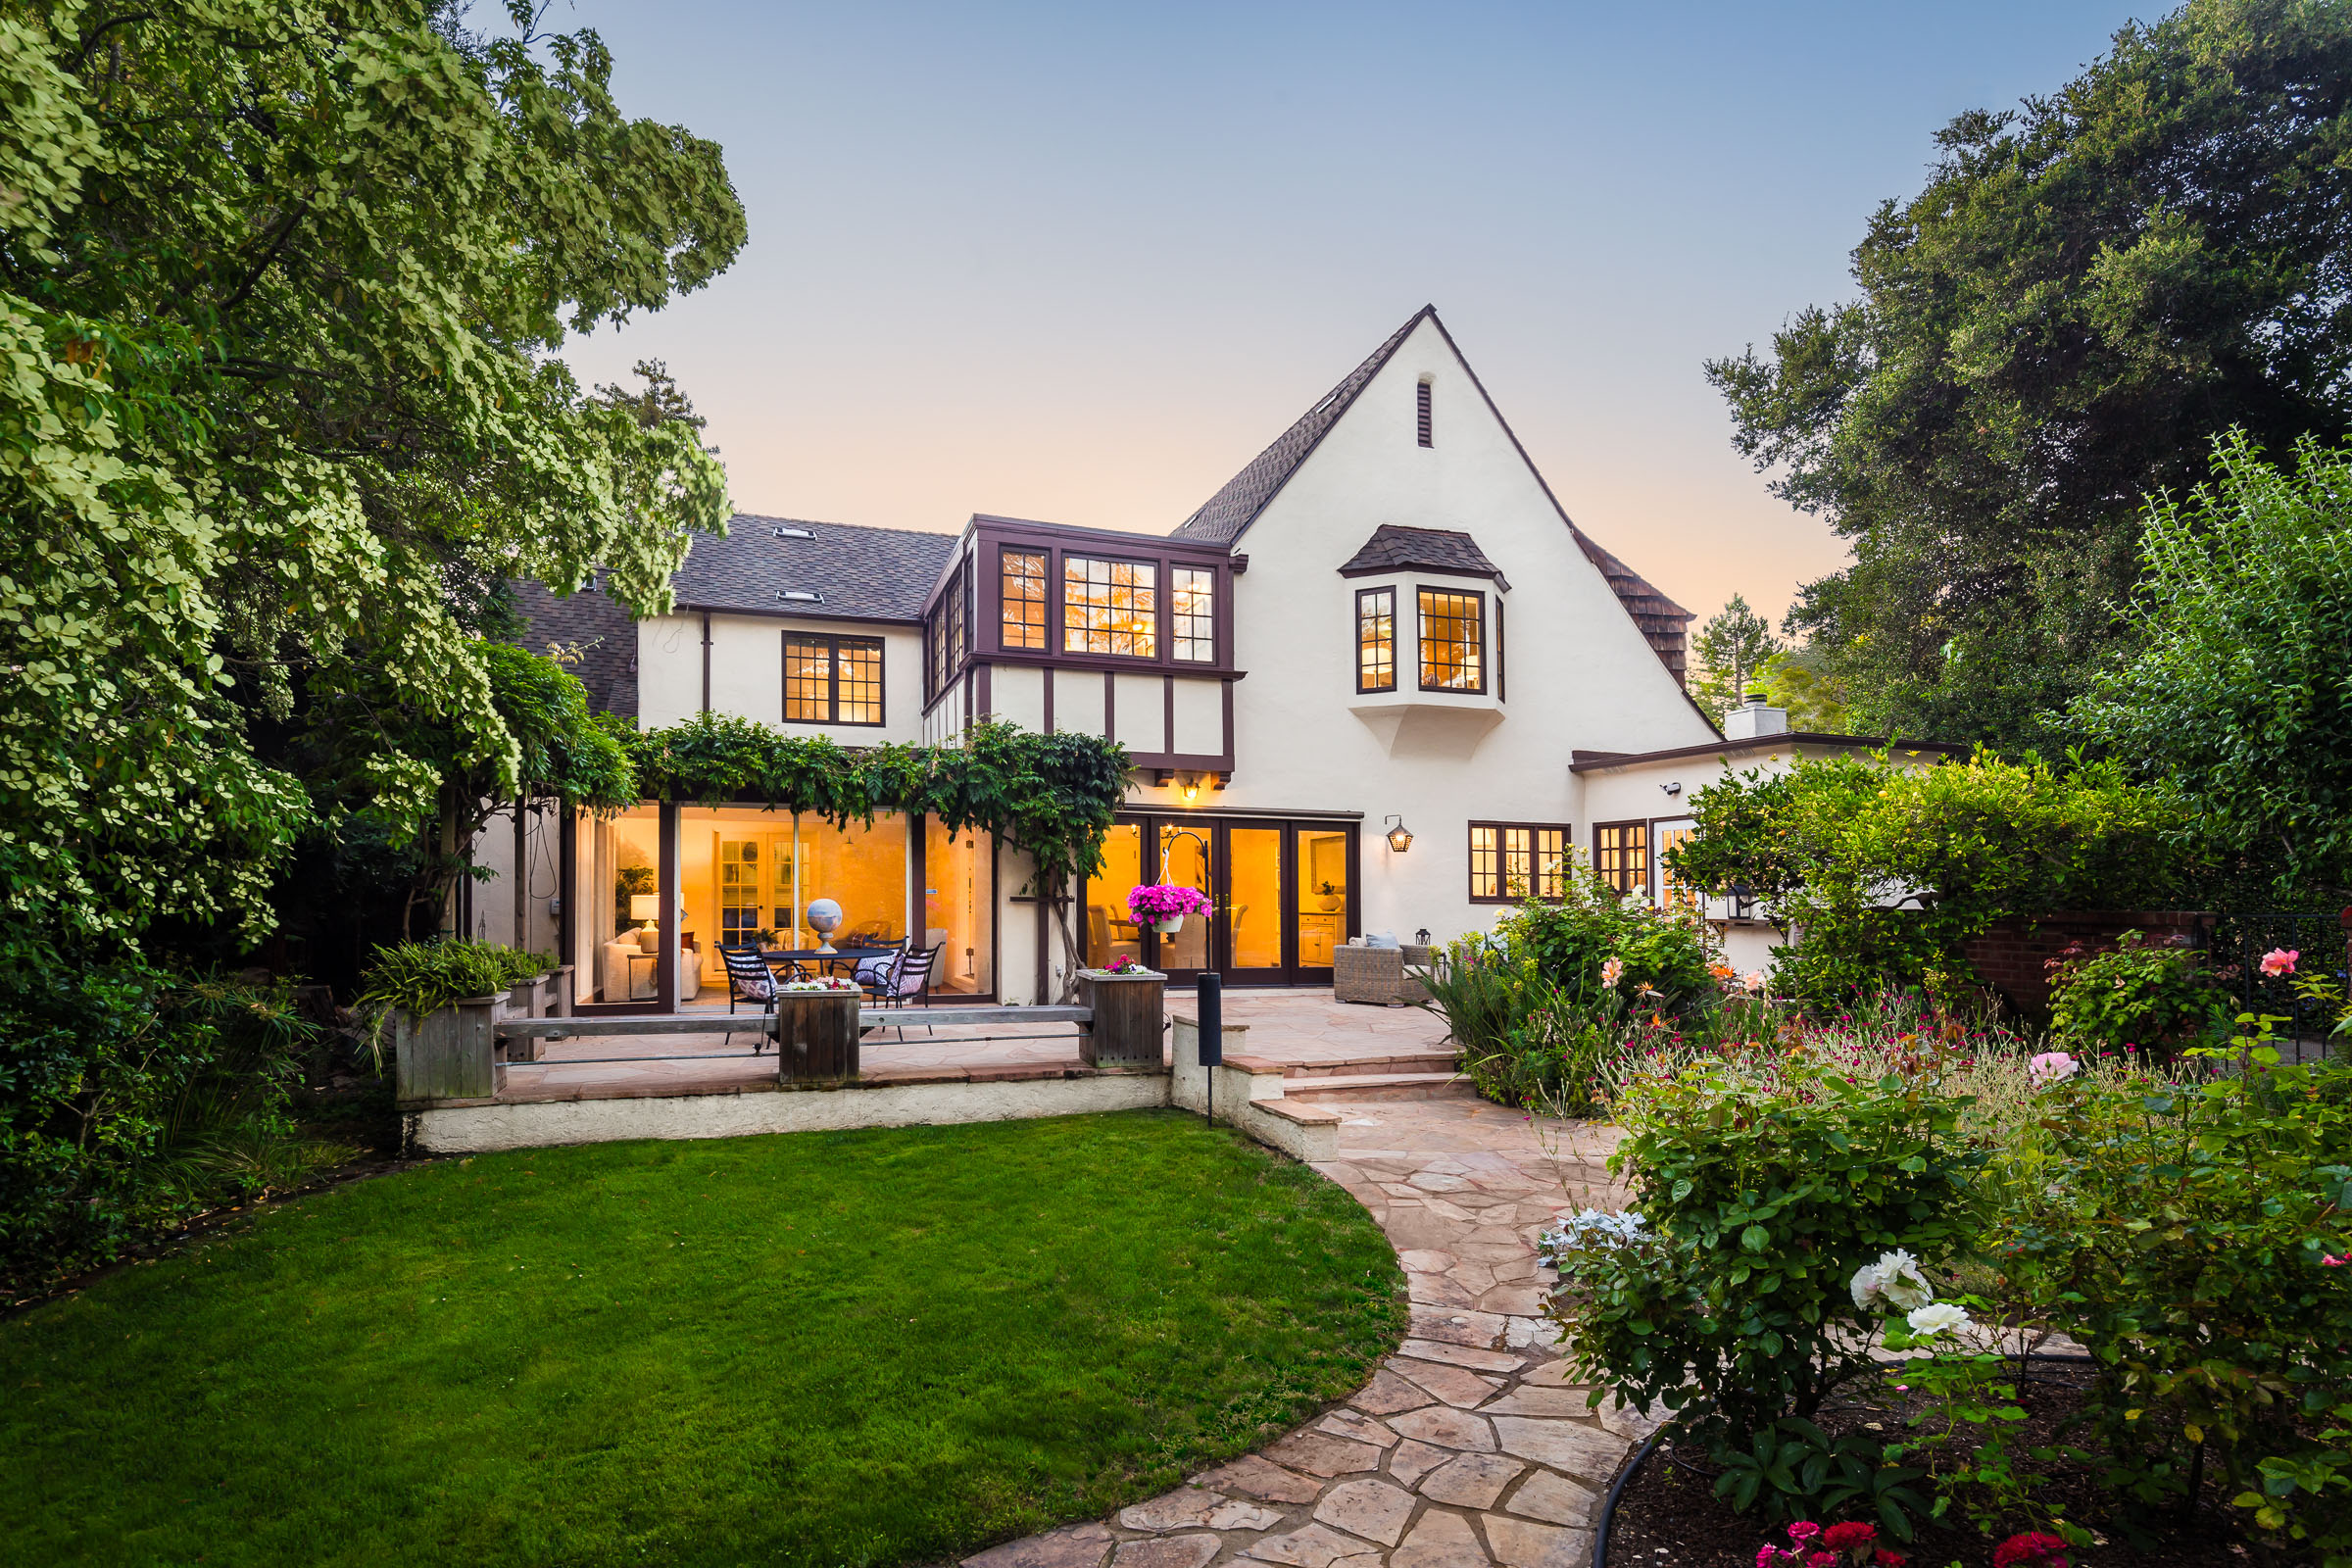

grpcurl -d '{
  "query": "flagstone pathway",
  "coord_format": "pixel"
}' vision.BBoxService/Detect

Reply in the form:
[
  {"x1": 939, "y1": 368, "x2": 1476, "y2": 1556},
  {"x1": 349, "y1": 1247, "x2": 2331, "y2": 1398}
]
[{"x1": 966, "y1": 1098, "x2": 1656, "y2": 1568}]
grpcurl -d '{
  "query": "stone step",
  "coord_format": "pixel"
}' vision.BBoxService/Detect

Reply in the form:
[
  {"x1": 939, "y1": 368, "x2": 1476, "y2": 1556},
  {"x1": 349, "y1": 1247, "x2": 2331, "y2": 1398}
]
[
  {"x1": 1280, "y1": 1052, "x2": 1460, "y2": 1080},
  {"x1": 1283, "y1": 1071, "x2": 1473, "y2": 1102}
]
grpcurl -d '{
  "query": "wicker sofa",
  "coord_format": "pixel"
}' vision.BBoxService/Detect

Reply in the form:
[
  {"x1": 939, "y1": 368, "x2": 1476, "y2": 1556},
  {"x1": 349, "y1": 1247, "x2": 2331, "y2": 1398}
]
[{"x1": 1333, "y1": 942, "x2": 1436, "y2": 1006}]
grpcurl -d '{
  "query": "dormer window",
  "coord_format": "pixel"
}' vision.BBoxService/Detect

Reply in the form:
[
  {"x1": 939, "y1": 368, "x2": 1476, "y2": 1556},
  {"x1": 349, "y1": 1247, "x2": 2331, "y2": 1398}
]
[
  {"x1": 1417, "y1": 587, "x2": 1484, "y2": 692},
  {"x1": 1416, "y1": 378, "x2": 1433, "y2": 447}
]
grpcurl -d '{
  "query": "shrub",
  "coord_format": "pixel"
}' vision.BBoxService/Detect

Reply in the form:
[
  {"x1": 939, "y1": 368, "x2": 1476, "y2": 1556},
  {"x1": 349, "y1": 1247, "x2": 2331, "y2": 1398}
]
[
  {"x1": 1419, "y1": 866, "x2": 1718, "y2": 1111},
  {"x1": 1550, "y1": 1051, "x2": 1981, "y2": 1529},
  {"x1": 1668, "y1": 751, "x2": 2198, "y2": 1010},
  {"x1": 1984, "y1": 1027, "x2": 2352, "y2": 1562},
  {"x1": 356, "y1": 939, "x2": 559, "y2": 1019},
  {"x1": 0, "y1": 953, "x2": 336, "y2": 1297},
  {"x1": 2044, "y1": 930, "x2": 2229, "y2": 1056}
]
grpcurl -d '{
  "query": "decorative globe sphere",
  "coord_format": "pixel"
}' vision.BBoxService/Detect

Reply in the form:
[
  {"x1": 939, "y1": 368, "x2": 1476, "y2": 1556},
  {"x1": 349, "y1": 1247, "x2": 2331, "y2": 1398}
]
[{"x1": 806, "y1": 898, "x2": 845, "y2": 950}]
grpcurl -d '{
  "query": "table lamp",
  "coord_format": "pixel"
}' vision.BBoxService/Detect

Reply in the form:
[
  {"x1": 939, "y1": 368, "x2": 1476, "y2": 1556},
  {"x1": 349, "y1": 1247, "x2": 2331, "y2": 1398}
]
[{"x1": 630, "y1": 893, "x2": 659, "y2": 952}]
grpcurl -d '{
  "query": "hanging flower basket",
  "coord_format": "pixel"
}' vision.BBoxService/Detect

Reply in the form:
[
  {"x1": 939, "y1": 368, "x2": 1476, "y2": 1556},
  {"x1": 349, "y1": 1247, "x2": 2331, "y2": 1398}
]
[{"x1": 1128, "y1": 883, "x2": 1211, "y2": 936}]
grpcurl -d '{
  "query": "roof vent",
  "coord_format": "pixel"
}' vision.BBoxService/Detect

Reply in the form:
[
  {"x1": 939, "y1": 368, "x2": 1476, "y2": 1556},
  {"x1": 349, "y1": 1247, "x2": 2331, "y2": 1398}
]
[
  {"x1": 777, "y1": 589, "x2": 824, "y2": 604},
  {"x1": 771, "y1": 524, "x2": 813, "y2": 539}
]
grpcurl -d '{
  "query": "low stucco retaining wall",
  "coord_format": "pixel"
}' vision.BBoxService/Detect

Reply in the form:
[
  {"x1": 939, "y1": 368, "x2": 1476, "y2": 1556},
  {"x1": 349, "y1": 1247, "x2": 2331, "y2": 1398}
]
[{"x1": 409, "y1": 1072, "x2": 1170, "y2": 1153}]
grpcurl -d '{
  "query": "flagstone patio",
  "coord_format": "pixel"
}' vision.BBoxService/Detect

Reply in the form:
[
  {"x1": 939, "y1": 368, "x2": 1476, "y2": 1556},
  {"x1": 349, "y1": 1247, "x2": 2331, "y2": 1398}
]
[{"x1": 964, "y1": 1096, "x2": 1647, "y2": 1568}]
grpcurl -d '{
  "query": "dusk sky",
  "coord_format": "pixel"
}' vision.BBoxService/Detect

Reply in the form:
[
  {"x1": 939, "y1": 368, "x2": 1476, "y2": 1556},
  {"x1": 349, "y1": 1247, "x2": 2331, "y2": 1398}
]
[{"x1": 552, "y1": 1, "x2": 2147, "y2": 625}]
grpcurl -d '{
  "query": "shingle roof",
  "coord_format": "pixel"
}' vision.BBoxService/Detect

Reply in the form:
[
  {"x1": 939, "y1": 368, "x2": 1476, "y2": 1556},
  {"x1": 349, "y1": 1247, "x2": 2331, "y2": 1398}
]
[
  {"x1": 1171, "y1": 307, "x2": 1434, "y2": 545},
  {"x1": 670, "y1": 514, "x2": 958, "y2": 623},
  {"x1": 1574, "y1": 534, "x2": 1694, "y2": 683},
  {"x1": 1337, "y1": 524, "x2": 1510, "y2": 590}
]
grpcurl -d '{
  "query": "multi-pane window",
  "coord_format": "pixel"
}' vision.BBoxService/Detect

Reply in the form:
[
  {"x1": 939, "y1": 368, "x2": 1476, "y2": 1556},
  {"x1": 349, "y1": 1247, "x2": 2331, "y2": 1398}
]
[
  {"x1": 1655, "y1": 820, "x2": 1700, "y2": 913},
  {"x1": 784, "y1": 634, "x2": 885, "y2": 726},
  {"x1": 1469, "y1": 822, "x2": 1571, "y2": 903},
  {"x1": 1062, "y1": 556, "x2": 1157, "y2": 658},
  {"x1": 1002, "y1": 550, "x2": 1046, "y2": 649},
  {"x1": 1418, "y1": 588, "x2": 1484, "y2": 692},
  {"x1": 1356, "y1": 588, "x2": 1396, "y2": 692},
  {"x1": 1171, "y1": 566, "x2": 1214, "y2": 662},
  {"x1": 1594, "y1": 821, "x2": 1650, "y2": 901}
]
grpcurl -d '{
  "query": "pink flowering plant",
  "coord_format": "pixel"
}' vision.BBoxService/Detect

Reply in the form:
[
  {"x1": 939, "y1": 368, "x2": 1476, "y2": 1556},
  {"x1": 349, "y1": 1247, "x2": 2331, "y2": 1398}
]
[{"x1": 1126, "y1": 884, "x2": 1211, "y2": 925}]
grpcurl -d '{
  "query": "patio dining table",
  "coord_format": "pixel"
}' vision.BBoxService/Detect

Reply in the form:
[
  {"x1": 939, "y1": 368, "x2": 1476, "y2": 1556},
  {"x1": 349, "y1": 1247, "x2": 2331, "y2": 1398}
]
[{"x1": 758, "y1": 945, "x2": 894, "y2": 981}]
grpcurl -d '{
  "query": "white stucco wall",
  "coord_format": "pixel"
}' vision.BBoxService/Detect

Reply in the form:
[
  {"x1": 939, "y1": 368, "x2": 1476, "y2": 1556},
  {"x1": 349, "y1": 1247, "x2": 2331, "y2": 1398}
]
[
  {"x1": 1113, "y1": 315, "x2": 1717, "y2": 963},
  {"x1": 637, "y1": 613, "x2": 923, "y2": 742}
]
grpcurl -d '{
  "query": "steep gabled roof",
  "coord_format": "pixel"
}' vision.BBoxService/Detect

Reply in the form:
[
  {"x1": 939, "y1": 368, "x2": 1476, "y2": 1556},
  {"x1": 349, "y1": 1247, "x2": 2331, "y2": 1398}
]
[
  {"x1": 1171, "y1": 306, "x2": 1433, "y2": 545},
  {"x1": 671, "y1": 514, "x2": 958, "y2": 623},
  {"x1": 1337, "y1": 523, "x2": 1510, "y2": 591},
  {"x1": 1169, "y1": 305, "x2": 1699, "y2": 687}
]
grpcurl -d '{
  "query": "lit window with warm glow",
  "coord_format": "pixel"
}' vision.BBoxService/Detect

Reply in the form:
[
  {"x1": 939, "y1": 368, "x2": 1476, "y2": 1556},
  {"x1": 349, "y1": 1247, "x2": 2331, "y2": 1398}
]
[
  {"x1": 1002, "y1": 550, "x2": 1047, "y2": 649},
  {"x1": 1062, "y1": 556, "x2": 1157, "y2": 658},
  {"x1": 1470, "y1": 822, "x2": 1570, "y2": 902},
  {"x1": 785, "y1": 634, "x2": 885, "y2": 726},
  {"x1": 1356, "y1": 588, "x2": 1395, "y2": 692},
  {"x1": 1172, "y1": 566, "x2": 1214, "y2": 662},
  {"x1": 1417, "y1": 588, "x2": 1484, "y2": 692}
]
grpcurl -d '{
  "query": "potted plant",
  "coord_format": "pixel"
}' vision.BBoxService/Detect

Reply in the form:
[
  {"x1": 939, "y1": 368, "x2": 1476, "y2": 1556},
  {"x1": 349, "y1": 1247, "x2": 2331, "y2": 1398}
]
[{"x1": 1128, "y1": 883, "x2": 1212, "y2": 935}]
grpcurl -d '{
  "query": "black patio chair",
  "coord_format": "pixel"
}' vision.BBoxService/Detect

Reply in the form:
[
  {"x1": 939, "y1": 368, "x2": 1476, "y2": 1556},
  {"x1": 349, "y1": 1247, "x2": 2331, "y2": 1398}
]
[
  {"x1": 854, "y1": 937, "x2": 914, "y2": 1004},
  {"x1": 718, "y1": 944, "x2": 781, "y2": 1054},
  {"x1": 868, "y1": 943, "x2": 943, "y2": 1036}
]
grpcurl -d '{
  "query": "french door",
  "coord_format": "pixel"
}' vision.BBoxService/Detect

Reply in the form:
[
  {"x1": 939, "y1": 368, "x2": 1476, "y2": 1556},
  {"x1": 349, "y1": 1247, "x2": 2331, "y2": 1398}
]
[{"x1": 1082, "y1": 816, "x2": 1356, "y2": 985}]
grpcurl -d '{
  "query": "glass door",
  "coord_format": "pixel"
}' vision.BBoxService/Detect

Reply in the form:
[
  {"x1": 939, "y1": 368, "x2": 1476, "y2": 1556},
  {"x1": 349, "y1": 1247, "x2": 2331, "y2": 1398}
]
[
  {"x1": 1223, "y1": 825, "x2": 1288, "y2": 983},
  {"x1": 1152, "y1": 822, "x2": 1215, "y2": 980},
  {"x1": 1293, "y1": 824, "x2": 1351, "y2": 983},
  {"x1": 1084, "y1": 823, "x2": 1146, "y2": 969}
]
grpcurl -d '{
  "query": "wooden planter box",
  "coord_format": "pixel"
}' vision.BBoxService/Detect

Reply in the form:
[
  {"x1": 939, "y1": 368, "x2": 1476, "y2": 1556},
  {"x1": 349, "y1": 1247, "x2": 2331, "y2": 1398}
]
[
  {"x1": 1076, "y1": 970, "x2": 1167, "y2": 1068},
  {"x1": 775, "y1": 990, "x2": 862, "y2": 1082},
  {"x1": 394, "y1": 995, "x2": 502, "y2": 1103}
]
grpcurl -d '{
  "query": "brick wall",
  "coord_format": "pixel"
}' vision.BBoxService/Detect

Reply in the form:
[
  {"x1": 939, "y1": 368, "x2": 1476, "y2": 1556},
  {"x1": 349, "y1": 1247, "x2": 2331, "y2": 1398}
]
[
  {"x1": 1962, "y1": 909, "x2": 2216, "y2": 1024},
  {"x1": 512, "y1": 577, "x2": 638, "y2": 722}
]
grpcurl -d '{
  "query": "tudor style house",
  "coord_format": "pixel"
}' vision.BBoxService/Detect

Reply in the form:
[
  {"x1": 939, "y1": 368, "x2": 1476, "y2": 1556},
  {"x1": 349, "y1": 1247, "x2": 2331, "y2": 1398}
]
[{"x1": 488, "y1": 306, "x2": 1926, "y2": 1009}]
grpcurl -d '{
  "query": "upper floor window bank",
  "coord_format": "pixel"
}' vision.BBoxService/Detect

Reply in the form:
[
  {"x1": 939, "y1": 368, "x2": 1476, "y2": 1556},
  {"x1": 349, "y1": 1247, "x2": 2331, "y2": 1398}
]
[
  {"x1": 787, "y1": 633, "x2": 884, "y2": 726},
  {"x1": 1417, "y1": 587, "x2": 1484, "y2": 692},
  {"x1": 1064, "y1": 556, "x2": 1157, "y2": 658},
  {"x1": 1002, "y1": 550, "x2": 1047, "y2": 649}
]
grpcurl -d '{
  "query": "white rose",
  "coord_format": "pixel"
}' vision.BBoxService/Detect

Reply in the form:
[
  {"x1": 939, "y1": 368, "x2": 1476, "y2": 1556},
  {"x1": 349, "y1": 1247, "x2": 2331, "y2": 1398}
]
[{"x1": 1906, "y1": 1301, "x2": 1972, "y2": 1337}]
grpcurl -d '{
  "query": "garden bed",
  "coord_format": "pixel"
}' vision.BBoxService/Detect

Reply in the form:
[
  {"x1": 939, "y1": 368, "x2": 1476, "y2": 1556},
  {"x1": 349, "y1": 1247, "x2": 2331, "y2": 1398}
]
[{"x1": 1601, "y1": 1364, "x2": 2275, "y2": 1567}]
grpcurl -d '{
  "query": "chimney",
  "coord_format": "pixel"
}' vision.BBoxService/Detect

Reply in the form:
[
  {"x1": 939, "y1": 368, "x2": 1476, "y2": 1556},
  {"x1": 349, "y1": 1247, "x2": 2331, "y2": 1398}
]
[{"x1": 1722, "y1": 692, "x2": 1788, "y2": 740}]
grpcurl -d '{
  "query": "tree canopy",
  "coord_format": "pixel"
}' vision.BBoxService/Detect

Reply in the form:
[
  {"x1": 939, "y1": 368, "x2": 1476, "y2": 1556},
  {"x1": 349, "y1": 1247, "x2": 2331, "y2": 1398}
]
[
  {"x1": 2069, "y1": 431, "x2": 2352, "y2": 897},
  {"x1": 1689, "y1": 593, "x2": 1781, "y2": 723},
  {"x1": 0, "y1": 1, "x2": 744, "y2": 955},
  {"x1": 1709, "y1": 0, "x2": 2352, "y2": 748}
]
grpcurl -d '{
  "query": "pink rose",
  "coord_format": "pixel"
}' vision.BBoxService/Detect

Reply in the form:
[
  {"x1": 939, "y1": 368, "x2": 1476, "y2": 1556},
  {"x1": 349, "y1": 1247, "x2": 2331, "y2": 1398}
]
[{"x1": 2261, "y1": 947, "x2": 2300, "y2": 977}]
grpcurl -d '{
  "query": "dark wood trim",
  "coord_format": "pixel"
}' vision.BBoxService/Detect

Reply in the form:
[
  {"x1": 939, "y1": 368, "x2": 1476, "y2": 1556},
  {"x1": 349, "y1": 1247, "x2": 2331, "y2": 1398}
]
[
  {"x1": 1221, "y1": 678, "x2": 1235, "y2": 769},
  {"x1": 976, "y1": 662, "x2": 992, "y2": 721},
  {"x1": 781, "y1": 629, "x2": 888, "y2": 728},
  {"x1": 1354, "y1": 585, "x2": 1397, "y2": 694},
  {"x1": 1034, "y1": 894, "x2": 1050, "y2": 1005},
  {"x1": 1466, "y1": 819, "x2": 1573, "y2": 904},
  {"x1": 1162, "y1": 676, "x2": 1174, "y2": 755},
  {"x1": 962, "y1": 667, "x2": 974, "y2": 730},
  {"x1": 1414, "y1": 585, "x2": 1489, "y2": 696},
  {"x1": 982, "y1": 648, "x2": 1250, "y2": 681},
  {"x1": 1568, "y1": 734, "x2": 1973, "y2": 772},
  {"x1": 558, "y1": 804, "x2": 577, "y2": 996},
  {"x1": 1592, "y1": 818, "x2": 1653, "y2": 902},
  {"x1": 1496, "y1": 597, "x2": 1506, "y2": 704},
  {"x1": 1102, "y1": 669, "x2": 1115, "y2": 742},
  {"x1": 908, "y1": 814, "x2": 926, "y2": 948},
  {"x1": 657, "y1": 802, "x2": 680, "y2": 1012},
  {"x1": 1042, "y1": 662, "x2": 1055, "y2": 733},
  {"x1": 699, "y1": 612, "x2": 711, "y2": 713},
  {"x1": 674, "y1": 600, "x2": 920, "y2": 629},
  {"x1": 1339, "y1": 561, "x2": 1508, "y2": 588}
]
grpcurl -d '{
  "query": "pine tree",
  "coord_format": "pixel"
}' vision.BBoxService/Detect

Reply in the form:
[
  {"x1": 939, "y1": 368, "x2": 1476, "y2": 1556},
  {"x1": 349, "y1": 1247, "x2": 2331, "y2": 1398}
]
[{"x1": 1690, "y1": 595, "x2": 1782, "y2": 722}]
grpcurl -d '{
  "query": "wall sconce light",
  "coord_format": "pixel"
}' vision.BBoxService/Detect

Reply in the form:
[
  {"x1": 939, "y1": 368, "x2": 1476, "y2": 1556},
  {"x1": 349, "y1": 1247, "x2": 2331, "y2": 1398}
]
[
  {"x1": 1181, "y1": 776, "x2": 1199, "y2": 804},
  {"x1": 1383, "y1": 814, "x2": 1413, "y2": 853},
  {"x1": 1415, "y1": 927, "x2": 1432, "y2": 946}
]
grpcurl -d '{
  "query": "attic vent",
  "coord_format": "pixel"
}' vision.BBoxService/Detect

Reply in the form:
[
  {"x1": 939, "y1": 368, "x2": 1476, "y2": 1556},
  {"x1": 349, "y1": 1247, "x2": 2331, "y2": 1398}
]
[
  {"x1": 1416, "y1": 378, "x2": 1433, "y2": 447},
  {"x1": 777, "y1": 589, "x2": 824, "y2": 604},
  {"x1": 771, "y1": 524, "x2": 813, "y2": 539}
]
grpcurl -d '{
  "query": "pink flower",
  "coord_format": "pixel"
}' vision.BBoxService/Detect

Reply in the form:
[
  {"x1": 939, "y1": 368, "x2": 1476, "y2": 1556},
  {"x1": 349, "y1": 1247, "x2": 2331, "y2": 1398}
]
[
  {"x1": 1600, "y1": 956, "x2": 1625, "y2": 989},
  {"x1": 2324, "y1": 1254, "x2": 2349, "y2": 1267},
  {"x1": 2261, "y1": 947, "x2": 2300, "y2": 977},
  {"x1": 1787, "y1": 1524, "x2": 1823, "y2": 1544},
  {"x1": 2028, "y1": 1051, "x2": 2079, "y2": 1087}
]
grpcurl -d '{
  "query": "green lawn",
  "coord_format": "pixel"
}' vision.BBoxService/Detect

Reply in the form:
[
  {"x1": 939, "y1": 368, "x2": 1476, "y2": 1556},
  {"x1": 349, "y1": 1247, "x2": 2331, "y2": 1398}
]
[{"x1": 1, "y1": 1109, "x2": 1402, "y2": 1568}]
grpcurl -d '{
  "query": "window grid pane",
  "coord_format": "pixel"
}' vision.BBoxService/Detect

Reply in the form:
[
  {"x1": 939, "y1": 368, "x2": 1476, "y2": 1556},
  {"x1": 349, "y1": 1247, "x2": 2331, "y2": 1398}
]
[
  {"x1": 1501, "y1": 827, "x2": 1533, "y2": 900},
  {"x1": 1358, "y1": 589, "x2": 1396, "y2": 691},
  {"x1": 1536, "y1": 829, "x2": 1568, "y2": 901},
  {"x1": 947, "y1": 565, "x2": 967, "y2": 666},
  {"x1": 1002, "y1": 551, "x2": 1047, "y2": 649},
  {"x1": 1657, "y1": 824, "x2": 1699, "y2": 912},
  {"x1": 1469, "y1": 825, "x2": 1498, "y2": 900},
  {"x1": 1418, "y1": 589, "x2": 1483, "y2": 691},
  {"x1": 1062, "y1": 556, "x2": 1158, "y2": 658},
  {"x1": 1172, "y1": 566, "x2": 1214, "y2": 662},
  {"x1": 1595, "y1": 823, "x2": 1649, "y2": 899},
  {"x1": 837, "y1": 638, "x2": 883, "y2": 723},
  {"x1": 785, "y1": 636, "x2": 831, "y2": 722}
]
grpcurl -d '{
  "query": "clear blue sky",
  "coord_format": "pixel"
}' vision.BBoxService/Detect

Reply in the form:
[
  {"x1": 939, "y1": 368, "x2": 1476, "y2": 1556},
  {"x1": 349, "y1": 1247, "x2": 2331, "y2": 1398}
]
[{"x1": 549, "y1": 0, "x2": 2150, "y2": 624}]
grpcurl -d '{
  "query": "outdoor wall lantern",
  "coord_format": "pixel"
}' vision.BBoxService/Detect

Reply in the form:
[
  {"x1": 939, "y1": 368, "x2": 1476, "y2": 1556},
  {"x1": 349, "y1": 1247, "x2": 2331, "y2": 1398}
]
[
  {"x1": 1416, "y1": 927, "x2": 1432, "y2": 946},
  {"x1": 1181, "y1": 776, "x2": 1200, "y2": 803},
  {"x1": 1384, "y1": 814, "x2": 1413, "y2": 853}
]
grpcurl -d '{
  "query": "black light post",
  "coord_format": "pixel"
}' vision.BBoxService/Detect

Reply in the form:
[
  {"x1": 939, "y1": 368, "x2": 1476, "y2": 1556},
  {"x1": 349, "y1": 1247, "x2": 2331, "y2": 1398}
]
[{"x1": 1197, "y1": 972, "x2": 1222, "y2": 1125}]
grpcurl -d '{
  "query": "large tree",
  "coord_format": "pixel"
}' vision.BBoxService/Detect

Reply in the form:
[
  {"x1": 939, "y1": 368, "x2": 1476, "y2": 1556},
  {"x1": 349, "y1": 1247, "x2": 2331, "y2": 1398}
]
[
  {"x1": 1709, "y1": 0, "x2": 2352, "y2": 748},
  {"x1": 2070, "y1": 430, "x2": 2352, "y2": 898},
  {"x1": 0, "y1": 2, "x2": 743, "y2": 956},
  {"x1": 1689, "y1": 593, "x2": 1782, "y2": 722}
]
